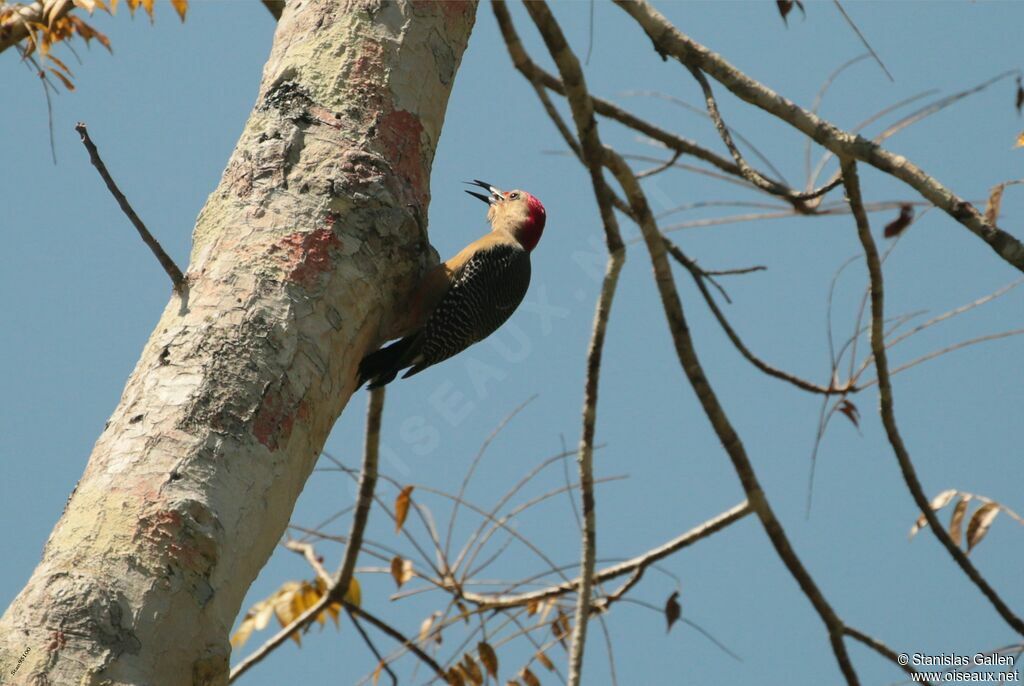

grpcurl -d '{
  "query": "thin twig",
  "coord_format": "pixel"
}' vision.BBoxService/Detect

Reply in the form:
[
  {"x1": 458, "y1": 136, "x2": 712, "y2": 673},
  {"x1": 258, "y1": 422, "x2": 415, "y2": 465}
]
[
  {"x1": 665, "y1": 237, "x2": 849, "y2": 396},
  {"x1": 832, "y1": 1, "x2": 894, "y2": 82},
  {"x1": 521, "y1": 4, "x2": 627, "y2": 682},
  {"x1": 841, "y1": 157, "x2": 1024, "y2": 636},
  {"x1": 843, "y1": 627, "x2": 932, "y2": 685},
  {"x1": 229, "y1": 389, "x2": 386, "y2": 682},
  {"x1": 74, "y1": 122, "x2": 186, "y2": 293},
  {"x1": 461, "y1": 501, "x2": 751, "y2": 610},
  {"x1": 615, "y1": 1, "x2": 1024, "y2": 272},
  {"x1": 346, "y1": 608, "x2": 398, "y2": 686},
  {"x1": 687, "y1": 65, "x2": 840, "y2": 204}
]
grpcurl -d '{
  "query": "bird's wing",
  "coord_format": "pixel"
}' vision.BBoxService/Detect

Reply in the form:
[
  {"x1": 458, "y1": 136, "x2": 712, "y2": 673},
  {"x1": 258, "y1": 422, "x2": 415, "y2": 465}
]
[{"x1": 406, "y1": 242, "x2": 531, "y2": 375}]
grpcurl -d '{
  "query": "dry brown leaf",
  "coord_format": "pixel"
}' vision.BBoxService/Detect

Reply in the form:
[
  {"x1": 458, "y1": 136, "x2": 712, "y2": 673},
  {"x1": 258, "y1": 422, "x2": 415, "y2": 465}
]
[
  {"x1": 526, "y1": 599, "x2": 540, "y2": 616},
  {"x1": 535, "y1": 650, "x2": 555, "y2": 672},
  {"x1": 776, "y1": 0, "x2": 805, "y2": 25},
  {"x1": 419, "y1": 611, "x2": 440, "y2": 645},
  {"x1": 883, "y1": 204, "x2": 914, "y2": 238},
  {"x1": 910, "y1": 489, "x2": 958, "y2": 538},
  {"x1": 948, "y1": 495, "x2": 971, "y2": 547},
  {"x1": 45, "y1": 66, "x2": 76, "y2": 90},
  {"x1": 985, "y1": 183, "x2": 1007, "y2": 225},
  {"x1": 389, "y1": 556, "x2": 414, "y2": 589},
  {"x1": 966, "y1": 502, "x2": 1000, "y2": 553},
  {"x1": 521, "y1": 667, "x2": 541, "y2": 686},
  {"x1": 395, "y1": 485, "x2": 414, "y2": 533},
  {"x1": 665, "y1": 590, "x2": 681, "y2": 633},
  {"x1": 462, "y1": 653, "x2": 483, "y2": 686},
  {"x1": 446, "y1": 666, "x2": 467, "y2": 686},
  {"x1": 537, "y1": 599, "x2": 555, "y2": 625},
  {"x1": 552, "y1": 611, "x2": 570, "y2": 649},
  {"x1": 837, "y1": 399, "x2": 860, "y2": 430},
  {"x1": 478, "y1": 641, "x2": 499, "y2": 679}
]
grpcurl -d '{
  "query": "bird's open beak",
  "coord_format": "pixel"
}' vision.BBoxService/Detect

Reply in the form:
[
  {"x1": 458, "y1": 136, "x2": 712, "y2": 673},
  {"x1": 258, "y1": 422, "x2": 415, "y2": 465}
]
[{"x1": 464, "y1": 179, "x2": 504, "y2": 205}]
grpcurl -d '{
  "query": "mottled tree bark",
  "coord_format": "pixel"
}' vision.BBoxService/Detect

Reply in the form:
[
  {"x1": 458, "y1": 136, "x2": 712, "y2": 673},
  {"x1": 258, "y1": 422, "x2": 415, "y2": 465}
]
[{"x1": 0, "y1": 1, "x2": 475, "y2": 684}]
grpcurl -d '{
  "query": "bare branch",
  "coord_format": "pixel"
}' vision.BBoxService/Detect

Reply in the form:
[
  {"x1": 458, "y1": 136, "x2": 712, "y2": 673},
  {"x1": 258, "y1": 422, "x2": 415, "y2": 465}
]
[
  {"x1": 520, "y1": 3, "x2": 629, "y2": 682},
  {"x1": 840, "y1": 157, "x2": 1024, "y2": 636},
  {"x1": 74, "y1": 122, "x2": 186, "y2": 294},
  {"x1": 615, "y1": 0, "x2": 1024, "y2": 272}
]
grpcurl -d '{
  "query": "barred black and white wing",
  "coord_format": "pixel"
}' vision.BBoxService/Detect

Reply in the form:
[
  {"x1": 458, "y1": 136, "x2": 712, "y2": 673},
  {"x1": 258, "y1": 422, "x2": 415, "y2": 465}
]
[{"x1": 403, "y1": 242, "x2": 531, "y2": 378}]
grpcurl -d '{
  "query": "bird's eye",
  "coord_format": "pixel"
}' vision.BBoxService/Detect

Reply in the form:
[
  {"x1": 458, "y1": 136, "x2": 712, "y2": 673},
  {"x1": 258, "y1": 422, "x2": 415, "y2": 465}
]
[{"x1": 509, "y1": 192, "x2": 519, "y2": 200}]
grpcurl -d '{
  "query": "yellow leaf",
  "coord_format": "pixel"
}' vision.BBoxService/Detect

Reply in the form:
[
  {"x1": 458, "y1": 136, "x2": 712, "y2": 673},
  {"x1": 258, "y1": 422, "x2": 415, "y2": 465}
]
[
  {"x1": 326, "y1": 601, "x2": 342, "y2": 628},
  {"x1": 478, "y1": 642, "x2": 499, "y2": 679},
  {"x1": 272, "y1": 583, "x2": 301, "y2": 646},
  {"x1": 390, "y1": 556, "x2": 414, "y2": 588},
  {"x1": 170, "y1": 0, "x2": 187, "y2": 21},
  {"x1": 966, "y1": 502, "x2": 1000, "y2": 553},
  {"x1": 395, "y1": 485, "x2": 414, "y2": 533},
  {"x1": 253, "y1": 601, "x2": 275, "y2": 631},
  {"x1": 344, "y1": 576, "x2": 362, "y2": 607},
  {"x1": 1016, "y1": 131, "x2": 1024, "y2": 148},
  {"x1": 140, "y1": 0, "x2": 154, "y2": 19},
  {"x1": 47, "y1": 67, "x2": 75, "y2": 91},
  {"x1": 73, "y1": 0, "x2": 98, "y2": 14},
  {"x1": 230, "y1": 616, "x2": 255, "y2": 648}
]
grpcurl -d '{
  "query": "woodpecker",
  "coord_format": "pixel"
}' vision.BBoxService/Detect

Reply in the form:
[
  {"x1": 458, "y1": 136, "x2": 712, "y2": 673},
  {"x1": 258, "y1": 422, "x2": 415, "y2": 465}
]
[{"x1": 358, "y1": 180, "x2": 547, "y2": 389}]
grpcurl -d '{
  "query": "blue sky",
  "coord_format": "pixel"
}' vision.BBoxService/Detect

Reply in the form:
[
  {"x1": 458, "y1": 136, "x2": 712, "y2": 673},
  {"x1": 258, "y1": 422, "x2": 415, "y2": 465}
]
[{"x1": 2, "y1": 2, "x2": 1022, "y2": 684}]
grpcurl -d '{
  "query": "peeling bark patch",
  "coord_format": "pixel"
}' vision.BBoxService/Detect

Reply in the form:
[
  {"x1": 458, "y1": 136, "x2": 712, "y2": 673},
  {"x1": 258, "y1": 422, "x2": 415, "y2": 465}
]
[
  {"x1": 379, "y1": 109, "x2": 425, "y2": 204},
  {"x1": 252, "y1": 388, "x2": 296, "y2": 451},
  {"x1": 135, "y1": 503, "x2": 219, "y2": 583},
  {"x1": 272, "y1": 228, "x2": 342, "y2": 287}
]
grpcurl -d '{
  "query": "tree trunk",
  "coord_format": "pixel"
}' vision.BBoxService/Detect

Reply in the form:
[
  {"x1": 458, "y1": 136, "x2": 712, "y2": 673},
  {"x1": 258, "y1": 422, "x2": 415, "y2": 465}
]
[{"x1": 0, "y1": 1, "x2": 475, "y2": 684}]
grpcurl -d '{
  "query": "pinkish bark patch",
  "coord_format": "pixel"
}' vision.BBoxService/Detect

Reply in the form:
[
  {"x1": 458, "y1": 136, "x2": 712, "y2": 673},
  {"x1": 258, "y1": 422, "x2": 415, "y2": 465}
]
[
  {"x1": 271, "y1": 228, "x2": 342, "y2": 287},
  {"x1": 379, "y1": 108, "x2": 425, "y2": 205},
  {"x1": 252, "y1": 389, "x2": 296, "y2": 451}
]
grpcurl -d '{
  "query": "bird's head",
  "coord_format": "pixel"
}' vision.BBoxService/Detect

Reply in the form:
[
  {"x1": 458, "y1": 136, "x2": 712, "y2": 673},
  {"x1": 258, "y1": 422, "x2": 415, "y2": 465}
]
[{"x1": 465, "y1": 180, "x2": 546, "y2": 252}]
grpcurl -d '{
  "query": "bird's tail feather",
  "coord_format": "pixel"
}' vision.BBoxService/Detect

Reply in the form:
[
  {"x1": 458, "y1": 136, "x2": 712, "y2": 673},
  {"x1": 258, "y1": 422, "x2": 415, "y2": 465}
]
[{"x1": 358, "y1": 335, "x2": 418, "y2": 389}]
